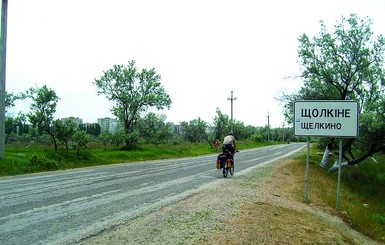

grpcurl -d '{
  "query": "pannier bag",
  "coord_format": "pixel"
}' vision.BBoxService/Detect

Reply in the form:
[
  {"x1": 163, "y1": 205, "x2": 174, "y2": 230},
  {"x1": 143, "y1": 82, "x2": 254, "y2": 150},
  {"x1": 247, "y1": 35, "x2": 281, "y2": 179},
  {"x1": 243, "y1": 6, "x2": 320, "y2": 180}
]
[{"x1": 216, "y1": 152, "x2": 233, "y2": 169}]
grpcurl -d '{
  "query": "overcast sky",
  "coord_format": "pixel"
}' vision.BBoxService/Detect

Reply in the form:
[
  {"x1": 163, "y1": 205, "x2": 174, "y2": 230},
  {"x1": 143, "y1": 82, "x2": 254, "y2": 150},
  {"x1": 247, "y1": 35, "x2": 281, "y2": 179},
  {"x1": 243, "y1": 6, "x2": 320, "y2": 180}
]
[{"x1": 3, "y1": 0, "x2": 385, "y2": 128}]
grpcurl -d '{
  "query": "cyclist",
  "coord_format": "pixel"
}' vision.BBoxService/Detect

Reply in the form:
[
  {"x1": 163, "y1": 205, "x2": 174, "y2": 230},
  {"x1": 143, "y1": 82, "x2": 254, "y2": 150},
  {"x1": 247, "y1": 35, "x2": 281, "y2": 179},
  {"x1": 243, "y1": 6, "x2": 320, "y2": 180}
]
[
  {"x1": 222, "y1": 133, "x2": 239, "y2": 156},
  {"x1": 214, "y1": 138, "x2": 221, "y2": 152}
]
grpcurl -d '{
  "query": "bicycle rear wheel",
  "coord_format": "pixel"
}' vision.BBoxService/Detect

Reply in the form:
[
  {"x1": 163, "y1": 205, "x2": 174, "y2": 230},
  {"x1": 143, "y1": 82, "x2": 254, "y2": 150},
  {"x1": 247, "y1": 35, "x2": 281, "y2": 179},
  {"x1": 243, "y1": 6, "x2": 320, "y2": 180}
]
[{"x1": 222, "y1": 167, "x2": 228, "y2": 178}]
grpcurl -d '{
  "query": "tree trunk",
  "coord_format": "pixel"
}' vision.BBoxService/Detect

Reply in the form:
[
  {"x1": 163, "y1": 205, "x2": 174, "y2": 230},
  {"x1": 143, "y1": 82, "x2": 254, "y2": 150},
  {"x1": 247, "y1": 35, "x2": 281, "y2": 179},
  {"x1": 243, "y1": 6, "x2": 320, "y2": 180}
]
[
  {"x1": 46, "y1": 129, "x2": 57, "y2": 151},
  {"x1": 319, "y1": 145, "x2": 330, "y2": 169},
  {"x1": 328, "y1": 146, "x2": 384, "y2": 173}
]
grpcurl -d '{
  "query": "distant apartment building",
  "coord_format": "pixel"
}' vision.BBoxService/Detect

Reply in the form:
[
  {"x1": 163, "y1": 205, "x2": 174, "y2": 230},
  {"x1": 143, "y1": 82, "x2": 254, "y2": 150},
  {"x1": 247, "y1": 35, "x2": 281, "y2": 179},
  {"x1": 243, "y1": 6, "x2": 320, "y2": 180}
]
[
  {"x1": 97, "y1": 117, "x2": 122, "y2": 133},
  {"x1": 167, "y1": 122, "x2": 182, "y2": 135},
  {"x1": 60, "y1": 117, "x2": 83, "y2": 125}
]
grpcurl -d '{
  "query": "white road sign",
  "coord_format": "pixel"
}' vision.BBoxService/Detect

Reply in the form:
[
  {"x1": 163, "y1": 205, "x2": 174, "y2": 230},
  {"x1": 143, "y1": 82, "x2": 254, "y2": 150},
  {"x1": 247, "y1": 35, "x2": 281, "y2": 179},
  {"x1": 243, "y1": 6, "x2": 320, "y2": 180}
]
[{"x1": 294, "y1": 100, "x2": 358, "y2": 137}]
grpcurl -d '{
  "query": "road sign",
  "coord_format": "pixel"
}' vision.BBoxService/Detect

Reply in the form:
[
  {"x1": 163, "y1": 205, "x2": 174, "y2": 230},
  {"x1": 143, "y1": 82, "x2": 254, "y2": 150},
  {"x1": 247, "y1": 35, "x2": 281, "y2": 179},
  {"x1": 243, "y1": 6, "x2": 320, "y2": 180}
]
[{"x1": 294, "y1": 100, "x2": 358, "y2": 137}]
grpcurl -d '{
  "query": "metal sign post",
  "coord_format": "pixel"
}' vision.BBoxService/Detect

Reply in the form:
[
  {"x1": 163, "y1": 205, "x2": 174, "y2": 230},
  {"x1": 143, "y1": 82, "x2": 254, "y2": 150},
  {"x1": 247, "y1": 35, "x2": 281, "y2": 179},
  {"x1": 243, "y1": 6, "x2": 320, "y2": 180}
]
[
  {"x1": 304, "y1": 136, "x2": 310, "y2": 203},
  {"x1": 294, "y1": 100, "x2": 358, "y2": 205},
  {"x1": 336, "y1": 139, "x2": 343, "y2": 207}
]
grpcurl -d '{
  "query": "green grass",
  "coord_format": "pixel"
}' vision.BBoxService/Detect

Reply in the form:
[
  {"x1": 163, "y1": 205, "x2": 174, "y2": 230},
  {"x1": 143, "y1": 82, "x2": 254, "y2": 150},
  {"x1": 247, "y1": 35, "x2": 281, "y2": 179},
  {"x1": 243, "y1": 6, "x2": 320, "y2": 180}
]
[
  {"x1": 0, "y1": 140, "x2": 275, "y2": 177},
  {"x1": 292, "y1": 145, "x2": 385, "y2": 243}
]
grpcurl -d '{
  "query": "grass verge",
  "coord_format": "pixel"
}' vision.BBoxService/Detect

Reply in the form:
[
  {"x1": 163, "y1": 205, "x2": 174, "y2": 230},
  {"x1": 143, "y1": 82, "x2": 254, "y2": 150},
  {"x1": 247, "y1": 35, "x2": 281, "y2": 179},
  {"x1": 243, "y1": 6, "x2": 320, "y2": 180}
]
[
  {"x1": 290, "y1": 146, "x2": 385, "y2": 243},
  {"x1": 0, "y1": 141, "x2": 274, "y2": 176}
]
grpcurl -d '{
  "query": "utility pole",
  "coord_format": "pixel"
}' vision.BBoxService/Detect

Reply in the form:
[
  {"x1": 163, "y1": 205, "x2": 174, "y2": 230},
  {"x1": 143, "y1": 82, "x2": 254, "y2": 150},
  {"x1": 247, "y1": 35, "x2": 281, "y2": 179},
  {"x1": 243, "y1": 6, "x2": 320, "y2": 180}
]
[
  {"x1": 0, "y1": 0, "x2": 8, "y2": 158},
  {"x1": 266, "y1": 112, "x2": 270, "y2": 142},
  {"x1": 227, "y1": 91, "x2": 236, "y2": 133}
]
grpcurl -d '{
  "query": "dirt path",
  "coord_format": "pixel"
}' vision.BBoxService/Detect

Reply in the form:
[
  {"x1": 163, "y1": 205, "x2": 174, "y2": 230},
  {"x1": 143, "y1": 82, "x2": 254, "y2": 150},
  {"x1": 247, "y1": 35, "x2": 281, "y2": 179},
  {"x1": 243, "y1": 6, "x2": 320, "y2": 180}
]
[{"x1": 78, "y1": 157, "x2": 382, "y2": 245}]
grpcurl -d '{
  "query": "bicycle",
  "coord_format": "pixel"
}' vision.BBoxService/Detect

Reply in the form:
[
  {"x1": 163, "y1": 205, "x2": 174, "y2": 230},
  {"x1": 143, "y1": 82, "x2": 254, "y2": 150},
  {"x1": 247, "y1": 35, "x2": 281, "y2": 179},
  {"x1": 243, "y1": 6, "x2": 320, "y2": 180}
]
[{"x1": 216, "y1": 150, "x2": 235, "y2": 178}]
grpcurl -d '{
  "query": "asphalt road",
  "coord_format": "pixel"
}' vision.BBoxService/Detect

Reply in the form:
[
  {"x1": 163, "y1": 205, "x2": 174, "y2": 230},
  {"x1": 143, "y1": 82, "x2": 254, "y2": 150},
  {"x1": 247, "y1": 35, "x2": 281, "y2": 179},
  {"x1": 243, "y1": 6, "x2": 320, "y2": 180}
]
[{"x1": 0, "y1": 143, "x2": 306, "y2": 245}]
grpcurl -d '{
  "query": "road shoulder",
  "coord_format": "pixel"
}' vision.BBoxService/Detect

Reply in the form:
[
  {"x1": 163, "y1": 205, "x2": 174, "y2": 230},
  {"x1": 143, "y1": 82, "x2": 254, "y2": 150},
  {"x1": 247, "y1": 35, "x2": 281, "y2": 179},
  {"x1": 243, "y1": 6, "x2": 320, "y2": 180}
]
[{"x1": 77, "y1": 157, "x2": 380, "y2": 245}]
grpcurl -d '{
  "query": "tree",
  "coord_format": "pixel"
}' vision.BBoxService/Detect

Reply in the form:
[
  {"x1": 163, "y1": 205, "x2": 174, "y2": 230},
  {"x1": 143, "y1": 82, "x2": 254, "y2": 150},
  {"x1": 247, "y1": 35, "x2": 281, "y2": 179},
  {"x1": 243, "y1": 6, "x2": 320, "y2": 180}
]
[
  {"x1": 54, "y1": 119, "x2": 77, "y2": 150},
  {"x1": 27, "y1": 85, "x2": 60, "y2": 150},
  {"x1": 212, "y1": 108, "x2": 230, "y2": 140},
  {"x1": 5, "y1": 112, "x2": 25, "y2": 143},
  {"x1": 283, "y1": 14, "x2": 385, "y2": 172},
  {"x1": 98, "y1": 131, "x2": 111, "y2": 149},
  {"x1": 250, "y1": 127, "x2": 265, "y2": 143},
  {"x1": 79, "y1": 123, "x2": 101, "y2": 137},
  {"x1": 94, "y1": 60, "x2": 172, "y2": 148},
  {"x1": 212, "y1": 108, "x2": 258, "y2": 143},
  {"x1": 5, "y1": 92, "x2": 27, "y2": 142},
  {"x1": 136, "y1": 112, "x2": 173, "y2": 144},
  {"x1": 110, "y1": 130, "x2": 125, "y2": 149},
  {"x1": 232, "y1": 120, "x2": 255, "y2": 140},
  {"x1": 72, "y1": 130, "x2": 91, "y2": 158},
  {"x1": 180, "y1": 118, "x2": 213, "y2": 147},
  {"x1": 5, "y1": 91, "x2": 26, "y2": 113}
]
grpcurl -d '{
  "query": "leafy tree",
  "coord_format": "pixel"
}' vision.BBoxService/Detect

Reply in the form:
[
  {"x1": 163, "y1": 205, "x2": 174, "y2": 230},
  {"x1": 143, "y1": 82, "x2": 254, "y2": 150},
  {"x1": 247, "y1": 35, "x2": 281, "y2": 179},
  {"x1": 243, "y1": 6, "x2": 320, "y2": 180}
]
[
  {"x1": 27, "y1": 85, "x2": 60, "y2": 150},
  {"x1": 212, "y1": 108, "x2": 230, "y2": 140},
  {"x1": 5, "y1": 113, "x2": 26, "y2": 143},
  {"x1": 54, "y1": 119, "x2": 77, "y2": 150},
  {"x1": 110, "y1": 130, "x2": 125, "y2": 149},
  {"x1": 5, "y1": 116, "x2": 16, "y2": 143},
  {"x1": 250, "y1": 127, "x2": 265, "y2": 142},
  {"x1": 94, "y1": 60, "x2": 172, "y2": 148},
  {"x1": 5, "y1": 91, "x2": 27, "y2": 113},
  {"x1": 98, "y1": 131, "x2": 111, "y2": 149},
  {"x1": 93, "y1": 123, "x2": 102, "y2": 136},
  {"x1": 232, "y1": 120, "x2": 255, "y2": 140},
  {"x1": 282, "y1": 14, "x2": 385, "y2": 172},
  {"x1": 297, "y1": 14, "x2": 384, "y2": 102},
  {"x1": 123, "y1": 130, "x2": 140, "y2": 149},
  {"x1": 136, "y1": 112, "x2": 173, "y2": 144},
  {"x1": 15, "y1": 113, "x2": 29, "y2": 135},
  {"x1": 4, "y1": 92, "x2": 28, "y2": 143},
  {"x1": 72, "y1": 130, "x2": 91, "y2": 157},
  {"x1": 181, "y1": 118, "x2": 213, "y2": 147},
  {"x1": 212, "y1": 108, "x2": 257, "y2": 143},
  {"x1": 79, "y1": 123, "x2": 101, "y2": 137}
]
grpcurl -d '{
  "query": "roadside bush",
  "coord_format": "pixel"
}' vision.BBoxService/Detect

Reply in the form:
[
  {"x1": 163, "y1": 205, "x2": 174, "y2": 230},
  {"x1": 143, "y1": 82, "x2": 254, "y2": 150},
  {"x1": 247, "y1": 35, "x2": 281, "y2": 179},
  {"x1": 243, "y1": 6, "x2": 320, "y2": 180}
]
[
  {"x1": 29, "y1": 153, "x2": 59, "y2": 171},
  {"x1": 250, "y1": 133, "x2": 264, "y2": 142},
  {"x1": 72, "y1": 130, "x2": 92, "y2": 157},
  {"x1": 166, "y1": 134, "x2": 184, "y2": 145}
]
